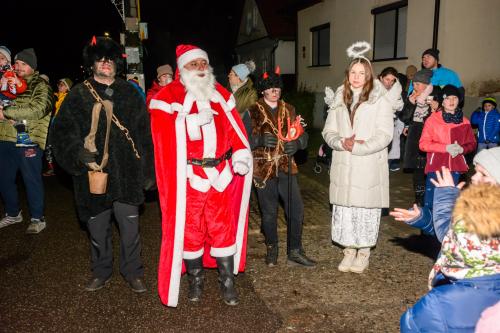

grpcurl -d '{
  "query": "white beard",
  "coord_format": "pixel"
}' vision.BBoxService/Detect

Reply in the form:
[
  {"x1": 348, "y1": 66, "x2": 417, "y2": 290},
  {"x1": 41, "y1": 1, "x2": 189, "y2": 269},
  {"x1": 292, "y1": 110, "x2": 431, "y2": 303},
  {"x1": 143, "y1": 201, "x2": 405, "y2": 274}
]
[{"x1": 180, "y1": 66, "x2": 216, "y2": 101}]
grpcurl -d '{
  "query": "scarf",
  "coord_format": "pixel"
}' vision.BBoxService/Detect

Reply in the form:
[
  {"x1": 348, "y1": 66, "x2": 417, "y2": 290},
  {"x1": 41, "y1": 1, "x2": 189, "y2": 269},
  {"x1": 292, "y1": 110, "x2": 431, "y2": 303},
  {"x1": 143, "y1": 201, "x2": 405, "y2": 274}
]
[
  {"x1": 442, "y1": 107, "x2": 464, "y2": 124},
  {"x1": 428, "y1": 220, "x2": 500, "y2": 289},
  {"x1": 412, "y1": 84, "x2": 433, "y2": 123}
]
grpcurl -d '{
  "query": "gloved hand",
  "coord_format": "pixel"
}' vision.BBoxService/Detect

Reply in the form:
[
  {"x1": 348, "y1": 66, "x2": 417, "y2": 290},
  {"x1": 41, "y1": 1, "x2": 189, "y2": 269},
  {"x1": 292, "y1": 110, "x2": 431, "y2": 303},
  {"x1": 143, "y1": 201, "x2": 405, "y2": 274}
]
[
  {"x1": 79, "y1": 148, "x2": 98, "y2": 165},
  {"x1": 196, "y1": 108, "x2": 213, "y2": 126},
  {"x1": 232, "y1": 161, "x2": 249, "y2": 175},
  {"x1": 262, "y1": 133, "x2": 278, "y2": 148},
  {"x1": 446, "y1": 142, "x2": 463, "y2": 158},
  {"x1": 143, "y1": 178, "x2": 157, "y2": 191},
  {"x1": 283, "y1": 140, "x2": 299, "y2": 155}
]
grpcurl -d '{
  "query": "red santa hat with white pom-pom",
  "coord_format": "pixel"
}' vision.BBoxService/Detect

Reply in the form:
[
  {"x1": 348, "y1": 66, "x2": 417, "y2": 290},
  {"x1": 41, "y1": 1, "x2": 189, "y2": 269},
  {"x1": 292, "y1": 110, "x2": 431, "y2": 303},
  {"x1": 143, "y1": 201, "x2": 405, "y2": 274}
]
[{"x1": 176, "y1": 44, "x2": 209, "y2": 69}]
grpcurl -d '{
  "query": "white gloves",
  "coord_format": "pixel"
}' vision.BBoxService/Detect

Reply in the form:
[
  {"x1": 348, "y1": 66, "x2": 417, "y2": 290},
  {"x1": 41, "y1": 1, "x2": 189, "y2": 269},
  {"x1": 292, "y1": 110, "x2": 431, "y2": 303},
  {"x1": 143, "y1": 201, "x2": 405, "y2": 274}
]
[
  {"x1": 196, "y1": 108, "x2": 214, "y2": 126},
  {"x1": 232, "y1": 161, "x2": 249, "y2": 175},
  {"x1": 446, "y1": 141, "x2": 464, "y2": 158}
]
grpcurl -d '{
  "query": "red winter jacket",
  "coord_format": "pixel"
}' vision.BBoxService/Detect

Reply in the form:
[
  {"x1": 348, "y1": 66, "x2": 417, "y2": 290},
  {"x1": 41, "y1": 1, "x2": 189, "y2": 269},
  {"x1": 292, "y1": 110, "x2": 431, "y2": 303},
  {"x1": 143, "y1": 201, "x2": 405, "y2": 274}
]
[
  {"x1": 146, "y1": 80, "x2": 163, "y2": 108},
  {"x1": 419, "y1": 110, "x2": 476, "y2": 174}
]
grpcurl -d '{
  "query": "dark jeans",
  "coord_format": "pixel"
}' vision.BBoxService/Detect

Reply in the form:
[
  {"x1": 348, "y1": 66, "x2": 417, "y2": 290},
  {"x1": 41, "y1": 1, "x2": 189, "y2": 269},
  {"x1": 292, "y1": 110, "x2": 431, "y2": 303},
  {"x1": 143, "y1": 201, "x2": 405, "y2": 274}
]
[
  {"x1": 87, "y1": 201, "x2": 144, "y2": 280},
  {"x1": 0, "y1": 141, "x2": 44, "y2": 218},
  {"x1": 255, "y1": 172, "x2": 304, "y2": 253},
  {"x1": 424, "y1": 171, "x2": 461, "y2": 211}
]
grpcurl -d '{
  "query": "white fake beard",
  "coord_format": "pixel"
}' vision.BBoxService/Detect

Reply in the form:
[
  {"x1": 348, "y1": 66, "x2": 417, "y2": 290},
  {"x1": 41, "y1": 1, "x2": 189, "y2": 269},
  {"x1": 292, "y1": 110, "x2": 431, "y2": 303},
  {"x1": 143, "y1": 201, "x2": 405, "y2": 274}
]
[{"x1": 180, "y1": 66, "x2": 216, "y2": 101}]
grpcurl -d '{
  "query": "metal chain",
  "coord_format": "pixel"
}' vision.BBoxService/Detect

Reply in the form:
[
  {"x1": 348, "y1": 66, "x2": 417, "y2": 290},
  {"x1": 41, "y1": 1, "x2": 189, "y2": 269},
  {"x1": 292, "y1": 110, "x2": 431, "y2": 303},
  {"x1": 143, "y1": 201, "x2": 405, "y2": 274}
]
[
  {"x1": 83, "y1": 80, "x2": 141, "y2": 159},
  {"x1": 253, "y1": 101, "x2": 288, "y2": 188}
]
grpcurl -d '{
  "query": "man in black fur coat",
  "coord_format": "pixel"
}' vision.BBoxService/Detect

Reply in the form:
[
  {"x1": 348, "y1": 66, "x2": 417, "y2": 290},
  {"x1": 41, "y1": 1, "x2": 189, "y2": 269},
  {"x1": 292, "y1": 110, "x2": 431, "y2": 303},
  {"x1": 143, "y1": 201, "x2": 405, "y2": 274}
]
[{"x1": 50, "y1": 37, "x2": 155, "y2": 293}]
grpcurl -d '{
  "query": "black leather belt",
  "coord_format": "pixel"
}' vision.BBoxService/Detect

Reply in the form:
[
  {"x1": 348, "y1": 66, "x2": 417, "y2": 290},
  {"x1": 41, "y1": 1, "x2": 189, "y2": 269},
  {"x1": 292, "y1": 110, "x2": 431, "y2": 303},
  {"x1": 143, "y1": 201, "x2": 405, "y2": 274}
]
[{"x1": 187, "y1": 148, "x2": 232, "y2": 168}]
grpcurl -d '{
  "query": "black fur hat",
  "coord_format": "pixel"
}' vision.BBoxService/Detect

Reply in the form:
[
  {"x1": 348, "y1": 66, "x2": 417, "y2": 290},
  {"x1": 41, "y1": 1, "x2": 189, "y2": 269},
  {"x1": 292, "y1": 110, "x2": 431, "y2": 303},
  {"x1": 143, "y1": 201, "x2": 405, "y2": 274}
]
[
  {"x1": 83, "y1": 36, "x2": 125, "y2": 73},
  {"x1": 257, "y1": 71, "x2": 283, "y2": 93}
]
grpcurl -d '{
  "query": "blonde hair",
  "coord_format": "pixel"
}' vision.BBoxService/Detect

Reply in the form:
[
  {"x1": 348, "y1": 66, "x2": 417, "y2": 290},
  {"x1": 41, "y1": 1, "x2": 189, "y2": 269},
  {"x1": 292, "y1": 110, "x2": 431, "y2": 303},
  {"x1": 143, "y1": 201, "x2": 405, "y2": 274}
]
[
  {"x1": 342, "y1": 58, "x2": 374, "y2": 113},
  {"x1": 452, "y1": 184, "x2": 500, "y2": 238}
]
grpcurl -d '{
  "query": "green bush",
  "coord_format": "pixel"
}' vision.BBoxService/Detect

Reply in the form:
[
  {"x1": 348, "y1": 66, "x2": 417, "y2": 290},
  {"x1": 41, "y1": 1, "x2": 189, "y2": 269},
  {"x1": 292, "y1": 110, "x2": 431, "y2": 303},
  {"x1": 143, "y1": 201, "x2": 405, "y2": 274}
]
[{"x1": 283, "y1": 86, "x2": 315, "y2": 128}]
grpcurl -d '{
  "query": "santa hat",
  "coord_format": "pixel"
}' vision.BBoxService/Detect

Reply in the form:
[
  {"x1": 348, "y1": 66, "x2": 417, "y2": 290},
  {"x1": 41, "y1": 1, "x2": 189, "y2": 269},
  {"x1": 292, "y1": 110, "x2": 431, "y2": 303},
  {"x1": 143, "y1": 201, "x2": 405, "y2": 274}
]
[{"x1": 176, "y1": 44, "x2": 209, "y2": 70}]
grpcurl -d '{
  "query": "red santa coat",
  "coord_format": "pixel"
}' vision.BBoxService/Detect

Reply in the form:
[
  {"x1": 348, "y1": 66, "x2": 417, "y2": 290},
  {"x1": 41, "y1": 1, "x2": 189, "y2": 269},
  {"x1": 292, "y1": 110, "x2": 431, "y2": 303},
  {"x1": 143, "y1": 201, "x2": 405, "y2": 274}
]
[{"x1": 149, "y1": 79, "x2": 253, "y2": 307}]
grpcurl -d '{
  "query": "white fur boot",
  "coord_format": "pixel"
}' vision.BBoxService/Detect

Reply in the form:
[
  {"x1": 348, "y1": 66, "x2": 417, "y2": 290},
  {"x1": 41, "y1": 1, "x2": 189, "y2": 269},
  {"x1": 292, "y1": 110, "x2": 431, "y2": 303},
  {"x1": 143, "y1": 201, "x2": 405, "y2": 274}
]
[
  {"x1": 350, "y1": 248, "x2": 370, "y2": 273},
  {"x1": 338, "y1": 248, "x2": 357, "y2": 272}
]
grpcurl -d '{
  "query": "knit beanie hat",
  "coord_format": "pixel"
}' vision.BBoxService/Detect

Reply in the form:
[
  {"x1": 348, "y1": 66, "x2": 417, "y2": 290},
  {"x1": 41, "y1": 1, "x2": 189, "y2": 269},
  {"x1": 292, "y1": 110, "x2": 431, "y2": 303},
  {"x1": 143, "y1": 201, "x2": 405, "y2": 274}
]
[
  {"x1": 58, "y1": 78, "x2": 73, "y2": 90},
  {"x1": 442, "y1": 84, "x2": 461, "y2": 100},
  {"x1": 482, "y1": 97, "x2": 497, "y2": 109},
  {"x1": 473, "y1": 147, "x2": 500, "y2": 184},
  {"x1": 232, "y1": 60, "x2": 256, "y2": 81},
  {"x1": 0, "y1": 46, "x2": 11, "y2": 64},
  {"x1": 15, "y1": 48, "x2": 37, "y2": 70},
  {"x1": 156, "y1": 64, "x2": 173, "y2": 79},
  {"x1": 413, "y1": 69, "x2": 433, "y2": 84},
  {"x1": 422, "y1": 48, "x2": 440, "y2": 61}
]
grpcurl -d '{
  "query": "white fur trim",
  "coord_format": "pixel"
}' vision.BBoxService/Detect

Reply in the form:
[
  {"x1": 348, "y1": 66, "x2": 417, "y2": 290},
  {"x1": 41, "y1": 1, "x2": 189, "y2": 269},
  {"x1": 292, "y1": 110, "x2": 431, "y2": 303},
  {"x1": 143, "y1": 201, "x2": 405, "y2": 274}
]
[
  {"x1": 167, "y1": 112, "x2": 188, "y2": 307},
  {"x1": 227, "y1": 95, "x2": 236, "y2": 110},
  {"x1": 177, "y1": 49, "x2": 209, "y2": 69},
  {"x1": 150, "y1": 99, "x2": 173, "y2": 114},
  {"x1": 182, "y1": 248, "x2": 204, "y2": 260},
  {"x1": 186, "y1": 113, "x2": 202, "y2": 141},
  {"x1": 210, "y1": 161, "x2": 233, "y2": 192},
  {"x1": 224, "y1": 109, "x2": 253, "y2": 274},
  {"x1": 201, "y1": 111, "x2": 217, "y2": 158},
  {"x1": 210, "y1": 243, "x2": 237, "y2": 257},
  {"x1": 187, "y1": 164, "x2": 211, "y2": 193}
]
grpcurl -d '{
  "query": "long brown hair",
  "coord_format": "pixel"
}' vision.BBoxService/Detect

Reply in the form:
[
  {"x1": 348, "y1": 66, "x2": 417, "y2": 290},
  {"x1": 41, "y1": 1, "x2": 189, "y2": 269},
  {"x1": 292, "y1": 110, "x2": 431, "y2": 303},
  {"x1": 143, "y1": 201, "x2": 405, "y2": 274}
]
[{"x1": 342, "y1": 58, "x2": 374, "y2": 113}]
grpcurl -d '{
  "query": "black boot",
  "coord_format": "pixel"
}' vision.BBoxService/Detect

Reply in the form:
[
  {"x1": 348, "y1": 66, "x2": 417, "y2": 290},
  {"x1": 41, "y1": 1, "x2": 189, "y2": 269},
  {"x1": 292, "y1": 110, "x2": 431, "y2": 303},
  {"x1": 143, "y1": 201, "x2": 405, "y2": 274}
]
[
  {"x1": 216, "y1": 256, "x2": 239, "y2": 306},
  {"x1": 265, "y1": 243, "x2": 278, "y2": 267},
  {"x1": 184, "y1": 257, "x2": 204, "y2": 302},
  {"x1": 287, "y1": 248, "x2": 316, "y2": 268}
]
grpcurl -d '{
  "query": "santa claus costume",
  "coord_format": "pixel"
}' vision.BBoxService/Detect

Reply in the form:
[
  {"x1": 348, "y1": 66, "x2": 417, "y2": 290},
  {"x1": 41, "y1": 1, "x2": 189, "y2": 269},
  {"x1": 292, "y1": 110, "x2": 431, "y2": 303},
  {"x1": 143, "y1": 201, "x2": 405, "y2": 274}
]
[{"x1": 149, "y1": 45, "x2": 253, "y2": 307}]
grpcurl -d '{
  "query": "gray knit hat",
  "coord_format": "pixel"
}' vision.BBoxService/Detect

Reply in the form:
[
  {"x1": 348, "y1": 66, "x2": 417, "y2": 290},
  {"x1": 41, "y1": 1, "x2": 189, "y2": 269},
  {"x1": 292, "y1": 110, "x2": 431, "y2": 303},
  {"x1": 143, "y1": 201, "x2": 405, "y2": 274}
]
[
  {"x1": 473, "y1": 147, "x2": 500, "y2": 184},
  {"x1": 15, "y1": 48, "x2": 37, "y2": 70},
  {"x1": 0, "y1": 46, "x2": 11, "y2": 63},
  {"x1": 413, "y1": 69, "x2": 433, "y2": 84}
]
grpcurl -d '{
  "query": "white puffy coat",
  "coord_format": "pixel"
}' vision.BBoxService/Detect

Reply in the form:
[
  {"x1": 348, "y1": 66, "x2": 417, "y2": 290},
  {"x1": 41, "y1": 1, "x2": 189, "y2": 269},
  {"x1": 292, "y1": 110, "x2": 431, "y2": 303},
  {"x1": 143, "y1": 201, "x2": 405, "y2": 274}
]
[{"x1": 322, "y1": 80, "x2": 400, "y2": 208}]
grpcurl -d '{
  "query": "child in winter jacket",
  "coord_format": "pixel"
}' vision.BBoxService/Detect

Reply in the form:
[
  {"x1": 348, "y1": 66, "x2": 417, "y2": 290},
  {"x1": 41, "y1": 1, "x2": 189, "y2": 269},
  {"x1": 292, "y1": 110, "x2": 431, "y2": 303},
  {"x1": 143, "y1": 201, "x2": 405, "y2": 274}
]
[
  {"x1": 400, "y1": 184, "x2": 500, "y2": 333},
  {"x1": 0, "y1": 46, "x2": 36, "y2": 148},
  {"x1": 470, "y1": 97, "x2": 500, "y2": 152},
  {"x1": 0, "y1": 46, "x2": 27, "y2": 106},
  {"x1": 419, "y1": 84, "x2": 476, "y2": 210}
]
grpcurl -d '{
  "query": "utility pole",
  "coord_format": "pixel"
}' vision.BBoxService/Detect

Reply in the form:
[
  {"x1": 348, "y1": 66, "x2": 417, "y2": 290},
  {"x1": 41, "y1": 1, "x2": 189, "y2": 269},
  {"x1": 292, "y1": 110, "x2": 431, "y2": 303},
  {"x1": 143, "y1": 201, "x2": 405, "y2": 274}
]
[{"x1": 110, "y1": 0, "x2": 148, "y2": 91}]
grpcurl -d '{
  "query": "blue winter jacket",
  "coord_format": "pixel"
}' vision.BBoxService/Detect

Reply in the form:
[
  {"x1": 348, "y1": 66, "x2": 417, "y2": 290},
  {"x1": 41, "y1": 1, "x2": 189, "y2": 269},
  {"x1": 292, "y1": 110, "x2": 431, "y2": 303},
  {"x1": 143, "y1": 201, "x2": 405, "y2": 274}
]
[
  {"x1": 400, "y1": 274, "x2": 500, "y2": 332},
  {"x1": 408, "y1": 65, "x2": 462, "y2": 94},
  {"x1": 470, "y1": 108, "x2": 500, "y2": 143},
  {"x1": 405, "y1": 187, "x2": 459, "y2": 242}
]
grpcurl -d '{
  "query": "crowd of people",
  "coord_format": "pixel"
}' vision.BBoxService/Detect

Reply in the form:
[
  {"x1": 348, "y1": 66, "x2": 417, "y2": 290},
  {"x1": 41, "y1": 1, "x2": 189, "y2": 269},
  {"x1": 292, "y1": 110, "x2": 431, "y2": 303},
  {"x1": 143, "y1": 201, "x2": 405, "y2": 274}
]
[{"x1": 0, "y1": 36, "x2": 498, "y2": 330}]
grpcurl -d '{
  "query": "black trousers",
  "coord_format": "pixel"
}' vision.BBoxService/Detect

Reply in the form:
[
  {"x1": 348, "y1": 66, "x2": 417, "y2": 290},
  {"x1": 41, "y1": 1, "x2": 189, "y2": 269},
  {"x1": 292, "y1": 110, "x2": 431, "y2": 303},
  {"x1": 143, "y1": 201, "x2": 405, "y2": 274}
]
[
  {"x1": 413, "y1": 155, "x2": 427, "y2": 207},
  {"x1": 87, "y1": 201, "x2": 144, "y2": 280},
  {"x1": 255, "y1": 172, "x2": 304, "y2": 252}
]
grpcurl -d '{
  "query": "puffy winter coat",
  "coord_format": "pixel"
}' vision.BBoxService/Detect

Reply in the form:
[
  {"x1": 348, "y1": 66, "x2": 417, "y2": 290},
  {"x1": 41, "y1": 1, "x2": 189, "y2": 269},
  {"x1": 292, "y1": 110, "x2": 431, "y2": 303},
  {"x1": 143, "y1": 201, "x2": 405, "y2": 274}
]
[
  {"x1": 470, "y1": 108, "x2": 500, "y2": 144},
  {"x1": 400, "y1": 273, "x2": 500, "y2": 333},
  {"x1": 0, "y1": 71, "x2": 53, "y2": 149},
  {"x1": 419, "y1": 110, "x2": 476, "y2": 174},
  {"x1": 322, "y1": 80, "x2": 398, "y2": 208}
]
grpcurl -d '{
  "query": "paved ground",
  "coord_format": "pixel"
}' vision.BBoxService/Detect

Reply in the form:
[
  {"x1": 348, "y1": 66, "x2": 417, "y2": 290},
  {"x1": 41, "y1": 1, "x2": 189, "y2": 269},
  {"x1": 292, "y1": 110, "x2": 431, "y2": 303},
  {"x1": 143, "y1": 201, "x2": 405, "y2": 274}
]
[{"x1": 0, "y1": 156, "x2": 440, "y2": 332}]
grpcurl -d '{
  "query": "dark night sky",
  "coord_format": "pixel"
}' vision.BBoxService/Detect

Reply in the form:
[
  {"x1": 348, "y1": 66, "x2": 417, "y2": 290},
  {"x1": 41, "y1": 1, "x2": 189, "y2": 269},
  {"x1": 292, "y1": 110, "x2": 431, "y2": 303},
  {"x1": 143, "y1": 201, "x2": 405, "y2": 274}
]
[{"x1": 3, "y1": 0, "x2": 243, "y2": 87}]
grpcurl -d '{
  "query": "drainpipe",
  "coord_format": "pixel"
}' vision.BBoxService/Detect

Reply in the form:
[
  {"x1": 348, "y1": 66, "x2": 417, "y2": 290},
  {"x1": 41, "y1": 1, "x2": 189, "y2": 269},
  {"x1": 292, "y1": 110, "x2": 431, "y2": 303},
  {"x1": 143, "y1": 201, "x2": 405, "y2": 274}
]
[{"x1": 432, "y1": 0, "x2": 440, "y2": 49}]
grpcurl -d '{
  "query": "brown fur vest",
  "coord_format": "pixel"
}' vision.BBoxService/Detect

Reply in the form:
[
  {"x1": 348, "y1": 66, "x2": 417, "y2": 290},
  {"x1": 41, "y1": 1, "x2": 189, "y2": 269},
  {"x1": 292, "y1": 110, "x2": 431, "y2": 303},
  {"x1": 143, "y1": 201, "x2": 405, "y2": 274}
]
[{"x1": 248, "y1": 98, "x2": 298, "y2": 182}]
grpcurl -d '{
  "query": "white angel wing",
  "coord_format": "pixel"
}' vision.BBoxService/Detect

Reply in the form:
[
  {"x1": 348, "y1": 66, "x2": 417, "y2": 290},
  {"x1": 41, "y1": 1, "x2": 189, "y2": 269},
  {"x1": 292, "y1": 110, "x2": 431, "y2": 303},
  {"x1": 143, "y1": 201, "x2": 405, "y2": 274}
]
[{"x1": 324, "y1": 86, "x2": 335, "y2": 109}]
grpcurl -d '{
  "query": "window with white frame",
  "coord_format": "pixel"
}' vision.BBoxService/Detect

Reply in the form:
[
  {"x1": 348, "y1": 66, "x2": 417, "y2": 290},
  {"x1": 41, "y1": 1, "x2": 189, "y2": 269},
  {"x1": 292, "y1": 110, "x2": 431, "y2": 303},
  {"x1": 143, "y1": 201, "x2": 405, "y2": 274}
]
[
  {"x1": 372, "y1": 1, "x2": 407, "y2": 60},
  {"x1": 310, "y1": 23, "x2": 330, "y2": 66}
]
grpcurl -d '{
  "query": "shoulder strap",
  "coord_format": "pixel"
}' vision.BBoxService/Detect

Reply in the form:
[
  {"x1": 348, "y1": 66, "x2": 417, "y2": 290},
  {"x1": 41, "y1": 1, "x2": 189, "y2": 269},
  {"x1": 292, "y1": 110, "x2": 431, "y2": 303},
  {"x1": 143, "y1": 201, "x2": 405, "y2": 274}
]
[{"x1": 83, "y1": 80, "x2": 140, "y2": 159}]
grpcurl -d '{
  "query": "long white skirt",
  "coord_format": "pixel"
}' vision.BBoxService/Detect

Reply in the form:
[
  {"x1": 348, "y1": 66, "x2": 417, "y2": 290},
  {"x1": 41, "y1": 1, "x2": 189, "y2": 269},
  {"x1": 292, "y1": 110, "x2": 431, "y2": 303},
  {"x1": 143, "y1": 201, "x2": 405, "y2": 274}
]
[{"x1": 331, "y1": 205, "x2": 381, "y2": 248}]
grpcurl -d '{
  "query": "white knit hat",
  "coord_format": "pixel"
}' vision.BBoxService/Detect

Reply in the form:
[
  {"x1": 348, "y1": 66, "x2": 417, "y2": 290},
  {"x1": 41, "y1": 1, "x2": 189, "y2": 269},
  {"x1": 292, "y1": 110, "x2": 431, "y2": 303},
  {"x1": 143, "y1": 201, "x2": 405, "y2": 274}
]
[
  {"x1": 473, "y1": 147, "x2": 500, "y2": 184},
  {"x1": 0, "y1": 46, "x2": 11, "y2": 63}
]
